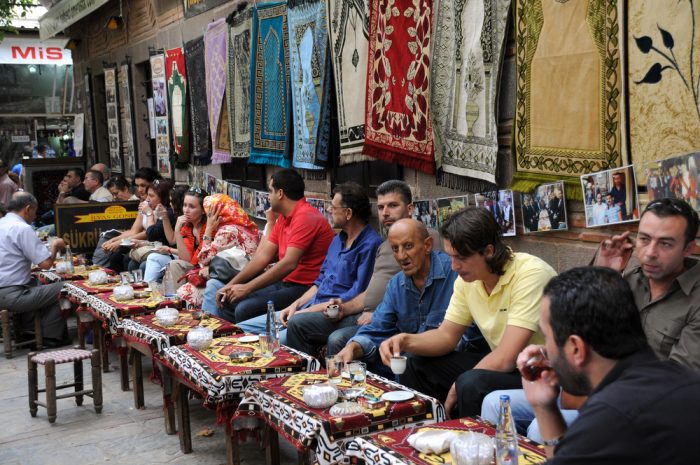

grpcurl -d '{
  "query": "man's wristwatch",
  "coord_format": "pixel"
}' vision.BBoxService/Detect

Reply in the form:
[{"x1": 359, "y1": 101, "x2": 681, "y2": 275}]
[{"x1": 541, "y1": 436, "x2": 561, "y2": 447}]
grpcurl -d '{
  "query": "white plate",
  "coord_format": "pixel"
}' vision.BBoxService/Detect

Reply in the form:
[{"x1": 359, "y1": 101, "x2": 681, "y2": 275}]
[
  {"x1": 381, "y1": 391, "x2": 415, "y2": 402},
  {"x1": 238, "y1": 335, "x2": 260, "y2": 343}
]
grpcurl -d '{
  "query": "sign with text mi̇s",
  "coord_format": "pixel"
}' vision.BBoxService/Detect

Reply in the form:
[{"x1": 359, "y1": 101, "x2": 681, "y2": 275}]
[{"x1": 0, "y1": 37, "x2": 72, "y2": 65}]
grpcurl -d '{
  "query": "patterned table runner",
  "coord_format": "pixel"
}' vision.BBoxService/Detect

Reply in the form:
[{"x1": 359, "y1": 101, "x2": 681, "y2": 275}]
[
  {"x1": 236, "y1": 372, "x2": 444, "y2": 465},
  {"x1": 346, "y1": 417, "x2": 546, "y2": 465}
]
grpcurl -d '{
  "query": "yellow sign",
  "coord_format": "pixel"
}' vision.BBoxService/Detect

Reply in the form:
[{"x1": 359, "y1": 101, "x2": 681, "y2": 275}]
[{"x1": 74, "y1": 205, "x2": 138, "y2": 223}]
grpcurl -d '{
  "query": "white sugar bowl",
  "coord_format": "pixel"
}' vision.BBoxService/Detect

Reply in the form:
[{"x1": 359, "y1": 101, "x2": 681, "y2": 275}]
[
  {"x1": 155, "y1": 307, "x2": 179, "y2": 327},
  {"x1": 187, "y1": 326, "x2": 214, "y2": 351},
  {"x1": 303, "y1": 383, "x2": 339, "y2": 409},
  {"x1": 450, "y1": 431, "x2": 494, "y2": 465},
  {"x1": 88, "y1": 270, "x2": 109, "y2": 285},
  {"x1": 112, "y1": 283, "x2": 135, "y2": 301}
]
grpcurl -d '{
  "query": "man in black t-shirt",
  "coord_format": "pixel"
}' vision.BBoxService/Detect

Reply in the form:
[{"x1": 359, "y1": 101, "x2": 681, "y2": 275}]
[
  {"x1": 56, "y1": 168, "x2": 90, "y2": 203},
  {"x1": 519, "y1": 267, "x2": 700, "y2": 465}
]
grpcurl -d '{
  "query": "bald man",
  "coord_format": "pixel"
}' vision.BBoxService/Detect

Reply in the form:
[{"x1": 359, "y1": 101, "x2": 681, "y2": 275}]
[
  {"x1": 91, "y1": 163, "x2": 110, "y2": 186},
  {"x1": 331, "y1": 219, "x2": 459, "y2": 375}
]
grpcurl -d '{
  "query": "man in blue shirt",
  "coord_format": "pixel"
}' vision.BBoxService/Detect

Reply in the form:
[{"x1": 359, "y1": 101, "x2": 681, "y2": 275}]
[
  {"x1": 333, "y1": 218, "x2": 457, "y2": 376},
  {"x1": 237, "y1": 182, "x2": 382, "y2": 344}
]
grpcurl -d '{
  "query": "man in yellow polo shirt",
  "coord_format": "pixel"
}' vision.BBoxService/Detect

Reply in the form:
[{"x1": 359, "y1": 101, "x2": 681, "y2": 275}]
[{"x1": 380, "y1": 207, "x2": 556, "y2": 417}]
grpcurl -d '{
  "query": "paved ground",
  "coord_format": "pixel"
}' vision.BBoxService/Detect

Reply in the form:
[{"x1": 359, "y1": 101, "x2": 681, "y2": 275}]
[{"x1": 0, "y1": 319, "x2": 298, "y2": 465}]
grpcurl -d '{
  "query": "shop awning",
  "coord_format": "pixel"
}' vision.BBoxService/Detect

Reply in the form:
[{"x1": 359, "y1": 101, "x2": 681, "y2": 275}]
[{"x1": 39, "y1": 0, "x2": 110, "y2": 40}]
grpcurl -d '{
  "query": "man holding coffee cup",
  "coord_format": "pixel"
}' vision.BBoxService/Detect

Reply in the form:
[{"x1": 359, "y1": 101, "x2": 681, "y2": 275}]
[
  {"x1": 334, "y1": 219, "x2": 457, "y2": 376},
  {"x1": 381, "y1": 208, "x2": 556, "y2": 418}
]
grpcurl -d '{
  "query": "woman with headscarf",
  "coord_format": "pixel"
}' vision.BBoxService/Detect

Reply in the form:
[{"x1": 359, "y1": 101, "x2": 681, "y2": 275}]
[{"x1": 176, "y1": 193, "x2": 259, "y2": 308}]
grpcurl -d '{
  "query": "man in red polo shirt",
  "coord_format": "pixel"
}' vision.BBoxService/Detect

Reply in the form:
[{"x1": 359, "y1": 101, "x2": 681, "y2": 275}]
[{"x1": 214, "y1": 169, "x2": 334, "y2": 322}]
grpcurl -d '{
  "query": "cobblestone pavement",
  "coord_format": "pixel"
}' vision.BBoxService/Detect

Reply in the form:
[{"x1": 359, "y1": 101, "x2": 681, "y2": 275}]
[{"x1": 0, "y1": 321, "x2": 298, "y2": 465}]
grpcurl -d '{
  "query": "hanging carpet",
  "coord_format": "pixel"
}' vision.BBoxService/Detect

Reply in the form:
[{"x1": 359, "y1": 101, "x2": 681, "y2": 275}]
[
  {"x1": 249, "y1": 1, "x2": 292, "y2": 168},
  {"x1": 288, "y1": 0, "x2": 331, "y2": 170},
  {"x1": 431, "y1": 0, "x2": 510, "y2": 189},
  {"x1": 227, "y1": 5, "x2": 254, "y2": 159},
  {"x1": 205, "y1": 18, "x2": 232, "y2": 164},
  {"x1": 166, "y1": 47, "x2": 190, "y2": 166},
  {"x1": 512, "y1": 0, "x2": 627, "y2": 194},
  {"x1": 362, "y1": 0, "x2": 436, "y2": 174},
  {"x1": 185, "y1": 36, "x2": 212, "y2": 165},
  {"x1": 326, "y1": 0, "x2": 371, "y2": 164}
]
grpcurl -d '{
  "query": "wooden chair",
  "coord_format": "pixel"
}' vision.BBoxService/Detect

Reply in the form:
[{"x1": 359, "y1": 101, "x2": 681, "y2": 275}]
[
  {"x1": 1, "y1": 309, "x2": 43, "y2": 359},
  {"x1": 28, "y1": 347, "x2": 102, "y2": 423}
]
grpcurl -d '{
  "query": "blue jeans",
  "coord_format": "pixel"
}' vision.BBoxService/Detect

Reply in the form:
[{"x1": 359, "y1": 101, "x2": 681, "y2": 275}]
[
  {"x1": 480, "y1": 389, "x2": 579, "y2": 443},
  {"x1": 217, "y1": 281, "x2": 309, "y2": 323},
  {"x1": 237, "y1": 311, "x2": 288, "y2": 345},
  {"x1": 144, "y1": 253, "x2": 174, "y2": 282},
  {"x1": 202, "y1": 278, "x2": 225, "y2": 317}
]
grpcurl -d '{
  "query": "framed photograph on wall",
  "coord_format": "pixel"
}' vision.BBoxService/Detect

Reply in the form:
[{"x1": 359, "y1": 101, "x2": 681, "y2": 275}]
[
  {"x1": 520, "y1": 181, "x2": 568, "y2": 233},
  {"x1": 581, "y1": 165, "x2": 640, "y2": 227}
]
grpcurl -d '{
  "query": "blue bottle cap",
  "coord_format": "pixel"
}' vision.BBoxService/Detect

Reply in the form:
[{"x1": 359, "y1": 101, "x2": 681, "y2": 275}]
[
  {"x1": 500, "y1": 395, "x2": 510, "y2": 401},
  {"x1": 267, "y1": 300, "x2": 273, "y2": 304}
]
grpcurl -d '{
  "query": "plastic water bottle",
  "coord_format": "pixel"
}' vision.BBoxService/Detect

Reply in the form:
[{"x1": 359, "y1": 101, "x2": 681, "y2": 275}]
[
  {"x1": 162, "y1": 266, "x2": 177, "y2": 298},
  {"x1": 496, "y1": 394, "x2": 519, "y2": 465},
  {"x1": 265, "y1": 300, "x2": 280, "y2": 354},
  {"x1": 65, "y1": 245, "x2": 75, "y2": 273}
]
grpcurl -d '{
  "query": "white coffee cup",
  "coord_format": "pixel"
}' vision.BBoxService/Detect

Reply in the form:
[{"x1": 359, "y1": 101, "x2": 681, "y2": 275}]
[
  {"x1": 326, "y1": 304, "x2": 340, "y2": 319},
  {"x1": 390, "y1": 355, "x2": 407, "y2": 374}
]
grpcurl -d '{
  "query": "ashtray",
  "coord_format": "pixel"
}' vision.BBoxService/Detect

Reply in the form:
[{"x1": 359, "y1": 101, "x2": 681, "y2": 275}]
[
  {"x1": 191, "y1": 311, "x2": 210, "y2": 320},
  {"x1": 229, "y1": 350, "x2": 256, "y2": 363},
  {"x1": 133, "y1": 290, "x2": 151, "y2": 299},
  {"x1": 358, "y1": 396, "x2": 387, "y2": 410}
]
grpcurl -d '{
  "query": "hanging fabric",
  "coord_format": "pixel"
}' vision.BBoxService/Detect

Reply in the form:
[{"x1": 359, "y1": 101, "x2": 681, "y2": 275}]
[
  {"x1": 166, "y1": 47, "x2": 190, "y2": 167},
  {"x1": 248, "y1": 1, "x2": 292, "y2": 168},
  {"x1": 326, "y1": 0, "x2": 371, "y2": 164},
  {"x1": 226, "y1": 4, "x2": 253, "y2": 158},
  {"x1": 362, "y1": 0, "x2": 436, "y2": 174},
  {"x1": 288, "y1": 0, "x2": 330, "y2": 170},
  {"x1": 205, "y1": 18, "x2": 232, "y2": 164},
  {"x1": 512, "y1": 0, "x2": 627, "y2": 198},
  {"x1": 431, "y1": 0, "x2": 510, "y2": 191},
  {"x1": 184, "y1": 36, "x2": 212, "y2": 165}
]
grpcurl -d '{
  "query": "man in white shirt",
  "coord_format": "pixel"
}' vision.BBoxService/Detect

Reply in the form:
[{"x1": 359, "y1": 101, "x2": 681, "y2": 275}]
[
  {"x1": 0, "y1": 192, "x2": 69, "y2": 345},
  {"x1": 83, "y1": 170, "x2": 113, "y2": 202}
]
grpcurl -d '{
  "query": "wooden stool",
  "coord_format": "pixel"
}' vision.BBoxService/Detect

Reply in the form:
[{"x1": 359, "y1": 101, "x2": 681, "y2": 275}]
[
  {"x1": 1, "y1": 309, "x2": 43, "y2": 358},
  {"x1": 28, "y1": 347, "x2": 102, "y2": 423}
]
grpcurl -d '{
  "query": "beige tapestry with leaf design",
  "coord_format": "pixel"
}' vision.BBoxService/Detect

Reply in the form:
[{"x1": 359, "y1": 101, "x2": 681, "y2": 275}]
[{"x1": 628, "y1": 0, "x2": 700, "y2": 184}]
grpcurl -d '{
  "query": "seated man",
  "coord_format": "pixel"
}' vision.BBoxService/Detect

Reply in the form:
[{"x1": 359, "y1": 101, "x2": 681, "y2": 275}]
[
  {"x1": 56, "y1": 168, "x2": 91, "y2": 203},
  {"x1": 0, "y1": 159, "x2": 18, "y2": 206},
  {"x1": 482, "y1": 198, "x2": 700, "y2": 439},
  {"x1": 83, "y1": 169, "x2": 113, "y2": 202},
  {"x1": 334, "y1": 219, "x2": 456, "y2": 376},
  {"x1": 285, "y1": 180, "x2": 443, "y2": 356},
  {"x1": 211, "y1": 169, "x2": 335, "y2": 323},
  {"x1": 0, "y1": 192, "x2": 69, "y2": 346},
  {"x1": 521, "y1": 267, "x2": 700, "y2": 463},
  {"x1": 382, "y1": 207, "x2": 556, "y2": 417},
  {"x1": 238, "y1": 182, "x2": 382, "y2": 342}
]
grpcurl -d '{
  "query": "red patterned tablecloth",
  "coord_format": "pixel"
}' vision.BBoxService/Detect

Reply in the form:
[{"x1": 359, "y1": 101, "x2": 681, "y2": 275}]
[
  {"x1": 235, "y1": 372, "x2": 445, "y2": 465},
  {"x1": 121, "y1": 311, "x2": 242, "y2": 353},
  {"x1": 159, "y1": 335, "x2": 321, "y2": 407},
  {"x1": 34, "y1": 266, "x2": 113, "y2": 284},
  {"x1": 345, "y1": 417, "x2": 546, "y2": 465}
]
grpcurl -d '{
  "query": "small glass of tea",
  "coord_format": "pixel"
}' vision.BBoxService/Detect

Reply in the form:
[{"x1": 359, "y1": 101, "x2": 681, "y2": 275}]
[{"x1": 520, "y1": 347, "x2": 552, "y2": 382}]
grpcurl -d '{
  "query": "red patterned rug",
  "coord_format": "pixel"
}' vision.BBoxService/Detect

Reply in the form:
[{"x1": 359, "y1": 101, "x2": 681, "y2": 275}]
[{"x1": 363, "y1": 0, "x2": 435, "y2": 174}]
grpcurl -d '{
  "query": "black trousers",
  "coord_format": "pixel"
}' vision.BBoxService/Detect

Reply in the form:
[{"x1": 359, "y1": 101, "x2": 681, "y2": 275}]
[{"x1": 400, "y1": 343, "x2": 522, "y2": 418}]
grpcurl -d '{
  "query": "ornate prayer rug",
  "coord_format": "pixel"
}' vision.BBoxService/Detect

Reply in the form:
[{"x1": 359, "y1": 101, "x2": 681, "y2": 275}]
[
  {"x1": 227, "y1": 6, "x2": 254, "y2": 158},
  {"x1": 431, "y1": 0, "x2": 510, "y2": 189},
  {"x1": 288, "y1": 0, "x2": 331, "y2": 170},
  {"x1": 513, "y1": 0, "x2": 627, "y2": 193},
  {"x1": 166, "y1": 47, "x2": 190, "y2": 166},
  {"x1": 249, "y1": 2, "x2": 292, "y2": 168},
  {"x1": 326, "y1": 0, "x2": 371, "y2": 164},
  {"x1": 185, "y1": 36, "x2": 213, "y2": 165},
  {"x1": 363, "y1": 0, "x2": 436, "y2": 174},
  {"x1": 205, "y1": 18, "x2": 232, "y2": 164},
  {"x1": 628, "y1": 0, "x2": 700, "y2": 183}
]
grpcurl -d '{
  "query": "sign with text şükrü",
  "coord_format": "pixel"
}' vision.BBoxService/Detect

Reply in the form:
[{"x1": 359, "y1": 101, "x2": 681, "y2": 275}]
[{"x1": 55, "y1": 202, "x2": 139, "y2": 255}]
